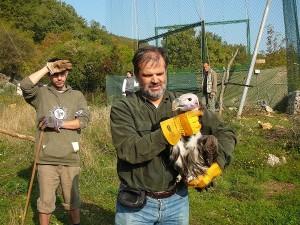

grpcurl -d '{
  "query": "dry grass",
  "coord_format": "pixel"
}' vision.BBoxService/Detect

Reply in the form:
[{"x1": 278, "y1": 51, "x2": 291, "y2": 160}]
[
  {"x1": 81, "y1": 105, "x2": 113, "y2": 169},
  {"x1": 0, "y1": 98, "x2": 113, "y2": 171},
  {"x1": 0, "y1": 101, "x2": 36, "y2": 135}
]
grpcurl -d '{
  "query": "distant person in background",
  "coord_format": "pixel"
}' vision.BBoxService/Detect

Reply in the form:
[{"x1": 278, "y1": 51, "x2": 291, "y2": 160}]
[
  {"x1": 122, "y1": 70, "x2": 139, "y2": 96},
  {"x1": 202, "y1": 61, "x2": 218, "y2": 111},
  {"x1": 20, "y1": 58, "x2": 90, "y2": 225}
]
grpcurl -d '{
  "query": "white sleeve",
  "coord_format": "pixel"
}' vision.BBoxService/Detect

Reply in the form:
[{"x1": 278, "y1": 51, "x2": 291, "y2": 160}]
[
  {"x1": 134, "y1": 79, "x2": 139, "y2": 87},
  {"x1": 122, "y1": 79, "x2": 126, "y2": 92}
]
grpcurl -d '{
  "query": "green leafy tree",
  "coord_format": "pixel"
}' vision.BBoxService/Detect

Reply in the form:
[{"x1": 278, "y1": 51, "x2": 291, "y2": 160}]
[
  {"x1": 0, "y1": 0, "x2": 87, "y2": 43},
  {"x1": 161, "y1": 28, "x2": 249, "y2": 72},
  {"x1": 162, "y1": 28, "x2": 200, "y2": 69},
  {"x1": 0, "y1": 22, "x2": 35, "y2": 81},
  {"x1": 265, "y1": 24, "x2": 286, "y2": 68}
]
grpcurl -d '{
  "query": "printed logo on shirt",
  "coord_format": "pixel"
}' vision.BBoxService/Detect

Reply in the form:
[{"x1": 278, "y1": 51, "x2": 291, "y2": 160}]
[{"x1": 50, "y1": 106, "x2": 68, "y2": 120}]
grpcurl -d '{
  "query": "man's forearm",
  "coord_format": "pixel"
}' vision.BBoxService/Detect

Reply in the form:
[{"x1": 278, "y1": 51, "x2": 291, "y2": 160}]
[{"x1": 29, "y1": 66, "x2": 49, "y2": 85}]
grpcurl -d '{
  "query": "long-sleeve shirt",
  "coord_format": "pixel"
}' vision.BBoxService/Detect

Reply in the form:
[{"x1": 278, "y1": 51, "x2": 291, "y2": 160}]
[
  {"x1": 202, "y1": 69, "x2": 218, "y2": 95},
  {"x1": 20, "y1": 77, "x2": 90, "y2": 166},
  {"x1": 110, "y1": 90, "x2": 236, "y2": 192}
]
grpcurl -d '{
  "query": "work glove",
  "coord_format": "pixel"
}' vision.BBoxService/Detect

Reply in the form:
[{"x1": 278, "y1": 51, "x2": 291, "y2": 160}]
[
  {"x1": 209, "y1": 92, "x2": 215, "y2": 99},
  {"x1": 195, "y1": 182, "x2": 214, "y2": 192},
  {"x1": 122, "y1": 93, "x2": 126, "y2": 97},
  {"x1": 46, "y1": 60, "x2": 72, "y2": 75},
  {"x1": 39, "y1": 116, "x2": 63, "y2": 132},
  {"x1": 187, "y1": 162, "x2": 222, "y2": 189},
  {"x1": 160, "y1": 110, "x2": 203, "y2": 145}
]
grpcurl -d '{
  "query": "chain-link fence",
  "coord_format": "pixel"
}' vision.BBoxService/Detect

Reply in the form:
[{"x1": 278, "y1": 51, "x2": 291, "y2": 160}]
[
  {"x1": 283, "y1": 0, "x2": 300, "y2": 92},
  {"x1": 105, "y1": 0, "x2": 289, "y2": 111},
  {"x1": 106, "y1": 67, "x2": 287, "y2": 111}
]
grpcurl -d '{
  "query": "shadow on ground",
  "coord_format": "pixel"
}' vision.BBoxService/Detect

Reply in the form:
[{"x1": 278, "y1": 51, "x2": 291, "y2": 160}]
[{"x1": 18, "y1": 164, "x2": 115, "y2": 225}]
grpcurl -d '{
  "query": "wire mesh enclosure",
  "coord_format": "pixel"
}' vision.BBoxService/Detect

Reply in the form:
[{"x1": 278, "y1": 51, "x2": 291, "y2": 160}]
[{"x1": 105, "y1": 0, "x2": 289, "y2": 111}]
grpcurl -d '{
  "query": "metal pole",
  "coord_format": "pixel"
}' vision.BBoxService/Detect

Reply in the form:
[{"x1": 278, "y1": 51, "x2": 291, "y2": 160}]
[
  {"x1": 202, "y1": 20, "x2": 206, "y2": 64},
  {"x1": 237, "y1": 0, "x2": 271, "y2": 118}
]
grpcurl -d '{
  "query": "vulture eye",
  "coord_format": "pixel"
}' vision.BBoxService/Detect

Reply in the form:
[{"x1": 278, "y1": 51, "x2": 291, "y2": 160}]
[{"x1": 188, "y1": 98, "x2": 192, "y2": 101}]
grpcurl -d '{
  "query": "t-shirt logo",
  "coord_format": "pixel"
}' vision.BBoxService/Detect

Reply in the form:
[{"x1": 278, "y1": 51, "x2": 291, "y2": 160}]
[{"x1": 51, "y1": 106, "x2": 67, "y2": 120}]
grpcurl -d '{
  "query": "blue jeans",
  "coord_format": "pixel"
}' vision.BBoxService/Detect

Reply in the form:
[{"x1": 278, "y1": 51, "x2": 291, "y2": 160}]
[{"x1": 115, "y1": 186, "x2": 189, "y2": 225}]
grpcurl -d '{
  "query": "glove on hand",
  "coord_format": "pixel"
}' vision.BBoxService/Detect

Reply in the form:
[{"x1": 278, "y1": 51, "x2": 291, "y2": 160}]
[
  {"x1": 39, "y1": 116, "x2": 63, "y2": 132},
  {"x1": 122, "y1": 93, "x2": 126, "y2": 97},
  {"x1": 160, "y1": 110, "x2": 203, "y2": 145},
  {"x1": 209, "y1": 92, "x2": 215, "y2": 98},
  {"x1": 187, "y1": 162, "x2": 222, "y2": 189},
  {"x1": 46, "y1": 60, "x2": 72, "y2": 75},
  {"x1": 195, "y1": 181, "x2": 214, "y2": 192}
]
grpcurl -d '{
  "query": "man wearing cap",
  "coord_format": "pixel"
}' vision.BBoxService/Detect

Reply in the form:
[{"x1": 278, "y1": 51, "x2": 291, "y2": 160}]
[{"x1": 20, "y1": 58, "x2": 90, "y2": 225}]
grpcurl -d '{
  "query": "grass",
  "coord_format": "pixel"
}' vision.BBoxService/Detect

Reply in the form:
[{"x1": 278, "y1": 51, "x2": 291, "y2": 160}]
[{"x1": 0, "y1": 94, "x2": 300, "y2": 225}]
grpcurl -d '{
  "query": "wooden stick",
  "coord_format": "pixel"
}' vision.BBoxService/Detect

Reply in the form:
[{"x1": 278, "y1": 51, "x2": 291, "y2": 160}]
[
  {"x1": 21, "y1": 129, "x2": 44, "y2": 225},
  {"x1": 0, "y1": 128, "x2": 35, "y2": 142}
]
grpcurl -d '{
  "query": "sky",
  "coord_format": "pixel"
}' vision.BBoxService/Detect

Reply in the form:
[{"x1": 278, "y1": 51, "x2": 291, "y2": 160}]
[{"x1": 62, "y1": 0, "x2": 285, "y2": 52}]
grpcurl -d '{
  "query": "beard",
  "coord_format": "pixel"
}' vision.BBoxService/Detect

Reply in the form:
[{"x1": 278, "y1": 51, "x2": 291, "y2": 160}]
[{"x1": 141, "y1": 82, "x2": 166, "y2": 101}]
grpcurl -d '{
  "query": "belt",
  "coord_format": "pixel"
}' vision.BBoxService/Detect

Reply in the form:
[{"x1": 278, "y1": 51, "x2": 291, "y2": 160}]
[{"x1": 146, "y1": 189, "x2": 177, "y2": 199}]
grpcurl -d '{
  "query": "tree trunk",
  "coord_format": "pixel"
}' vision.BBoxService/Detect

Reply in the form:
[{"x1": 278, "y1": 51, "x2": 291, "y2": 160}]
[{"x1": 219, "y1": 48, "x2": 239, "y2": 116}]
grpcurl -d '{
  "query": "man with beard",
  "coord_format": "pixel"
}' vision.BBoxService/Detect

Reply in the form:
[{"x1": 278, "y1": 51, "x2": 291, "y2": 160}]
[
  {"x1": 110, "y1": 46, "x2": 236, "y2": 225},
  {"x1": 20, "y1": 58, "x2": 90, "y2": 225}
]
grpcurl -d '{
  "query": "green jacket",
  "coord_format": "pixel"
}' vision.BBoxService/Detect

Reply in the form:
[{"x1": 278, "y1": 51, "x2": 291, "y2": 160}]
[
  {"x1": 20, "y1": 77, "x2": 90, "y2": 166},
  {"x1": 110, "y1": 90, "x2": 236, "y2": 192}
]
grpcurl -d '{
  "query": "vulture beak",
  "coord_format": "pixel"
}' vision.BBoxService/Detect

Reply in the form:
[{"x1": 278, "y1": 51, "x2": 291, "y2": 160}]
[{"x1": 172, "y1": 98, "x2": 181, "y2": 111}]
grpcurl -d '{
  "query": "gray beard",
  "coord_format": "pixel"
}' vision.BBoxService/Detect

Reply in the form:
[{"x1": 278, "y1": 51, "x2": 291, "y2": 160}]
[{"x1": 141, "y1": 88, "x2": 165, "y2": 101}]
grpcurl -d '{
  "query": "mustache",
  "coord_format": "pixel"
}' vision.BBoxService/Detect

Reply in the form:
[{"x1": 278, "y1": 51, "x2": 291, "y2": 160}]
[{"x1": 148, "y1": 82, "x2": 160, "y2": 87}]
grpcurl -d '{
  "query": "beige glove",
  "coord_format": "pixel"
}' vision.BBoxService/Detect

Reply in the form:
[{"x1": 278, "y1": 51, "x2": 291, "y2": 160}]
[
  {"x1": 46, "y1": 60, "x2": 72, "y2": 75},
  {"x1": 160, "y1": 110, "x2": 203, "y2": 145},
  {"x1": 187, "y1": 162, "x2": 222, "y2": 188}
]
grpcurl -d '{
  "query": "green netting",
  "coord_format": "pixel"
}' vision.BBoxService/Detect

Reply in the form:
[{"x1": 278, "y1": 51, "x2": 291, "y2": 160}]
[
  {"x1": 105, "y1": 75, "x2": 125, "y2": 103},
  {"x1": 167, "y1": 73, "x2": 199, "y2": 92},
  {"x1": 283, "y1": 0, "x2": 300, "y2": 92},
  {"x1": 106, "y1": 67, "x2": 287, "y2": 110},
  {"x1": 106, "y1": 74, "x2": 200, "y2": 104}
]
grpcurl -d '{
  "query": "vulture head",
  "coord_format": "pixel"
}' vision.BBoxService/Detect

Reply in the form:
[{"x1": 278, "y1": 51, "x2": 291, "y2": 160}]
[{"x1": 172, "y1": 93, "x2": 200, "y2": 112}]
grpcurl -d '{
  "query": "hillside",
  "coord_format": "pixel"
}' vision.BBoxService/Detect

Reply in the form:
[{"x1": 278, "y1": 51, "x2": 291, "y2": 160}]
[{"x1": 0, "y1": 0, "x2": 136, "y2": 97}]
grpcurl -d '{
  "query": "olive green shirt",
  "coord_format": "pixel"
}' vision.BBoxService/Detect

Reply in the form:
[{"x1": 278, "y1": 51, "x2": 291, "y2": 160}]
[
  {"x1": 110, "y1": 90, "x2": 236, "y2": 192},
  {"x1": 20, "y1": 77, "x2": 90, "y2": 166}
]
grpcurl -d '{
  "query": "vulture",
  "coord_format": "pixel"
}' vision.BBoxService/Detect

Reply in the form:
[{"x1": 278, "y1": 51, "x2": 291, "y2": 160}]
[
  {"x1": 170, "y1": 93, "x2": 219, "y2": 183},
  {"x1": 261, "y1": 100, "x2": 274, "y2": 114}
]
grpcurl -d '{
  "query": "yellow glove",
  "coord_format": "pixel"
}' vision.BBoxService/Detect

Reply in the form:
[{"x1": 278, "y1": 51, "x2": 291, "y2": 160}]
[
  {"x1": 187, "y1": 163, "x2": 222, "y2": 188},
  {"x1": 160, "y1": 110, "x2": 203, "y2": 145}
]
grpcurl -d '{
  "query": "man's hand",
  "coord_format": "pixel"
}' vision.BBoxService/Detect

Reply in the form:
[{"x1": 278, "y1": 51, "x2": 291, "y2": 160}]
[
  {"x1": 209, "y1": 92, "x2": 215, "y2": 99},
  {"x1": 46, "y1": 60, "x2": 72, "y2": 75},
  {"x1": 187, "y1": 162, "x2": 222, "y2": 189},
  {"x1": 160, "y1": 110, "x2": 203, "y2": 145},
  {"x1": 39, "y1": 116, "x2": 63, "y2": 132}
]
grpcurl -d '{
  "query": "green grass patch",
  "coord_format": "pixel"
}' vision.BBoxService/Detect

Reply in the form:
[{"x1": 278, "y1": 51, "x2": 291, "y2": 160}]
[{"x1": 0, "y1": 94, "x2": 300, "y2": 224}]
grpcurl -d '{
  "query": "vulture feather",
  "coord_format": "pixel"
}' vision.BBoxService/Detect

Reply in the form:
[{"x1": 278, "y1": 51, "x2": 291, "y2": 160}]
[{"x1": 170, "y1": 93, "x2": 219, "y2": 183}]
